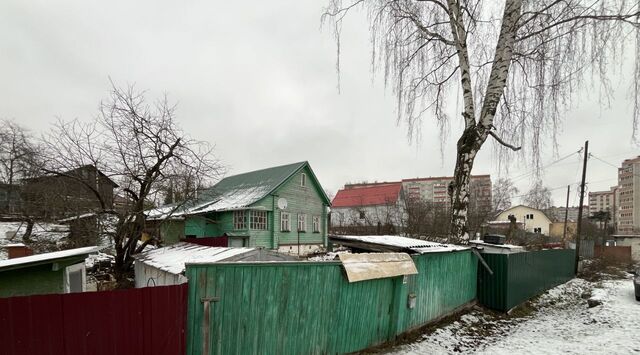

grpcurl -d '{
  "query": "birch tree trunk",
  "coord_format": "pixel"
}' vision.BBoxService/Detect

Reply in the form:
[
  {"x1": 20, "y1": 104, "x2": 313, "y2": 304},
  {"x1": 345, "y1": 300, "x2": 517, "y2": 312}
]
[{"x1": 449, "y1": 0, "x2": 522, "y2": 242}]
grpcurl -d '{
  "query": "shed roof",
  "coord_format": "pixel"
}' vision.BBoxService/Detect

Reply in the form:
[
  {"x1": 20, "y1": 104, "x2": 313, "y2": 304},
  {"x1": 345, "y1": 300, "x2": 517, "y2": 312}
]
[
  {"x1": 134, "y1": 242, "x2": 256, "y2": 275},
  {"x1": 329, "y1": 235, "x2": 468, "y2": 254},
  {"x1": 332, "y1": 183, "x2": 402, "y2": 208},
  {"x1": 0, "y1": 246, "x2": 99, "y2": 271},
  {"x1": 147, "y1": 161, "x2": 330, "y2": 219}
]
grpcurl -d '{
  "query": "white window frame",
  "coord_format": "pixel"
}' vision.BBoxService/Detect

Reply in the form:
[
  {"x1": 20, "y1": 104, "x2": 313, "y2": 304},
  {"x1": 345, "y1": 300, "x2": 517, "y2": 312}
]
[
  {"x1": 281, "y1": 212, "x2": 291, "y2": 232},
  {"x1": 233, "y1": 210, "x2": 246, "y2": 230},
  {"x1": 301, "y1": 173, "x2": 307, "y2": 187},
  {"x1": 250, "y1": 210, "x2": 268, "y2": 230},
  {"x1": 298, "y1": 213, "x2": 307, "y2": 232},
  {"x1": 64, "y1": 263, "x2": 86, "y2": 293},
  {"x1": 312, "y1": 216, "x2": 320, "y2": 233}
]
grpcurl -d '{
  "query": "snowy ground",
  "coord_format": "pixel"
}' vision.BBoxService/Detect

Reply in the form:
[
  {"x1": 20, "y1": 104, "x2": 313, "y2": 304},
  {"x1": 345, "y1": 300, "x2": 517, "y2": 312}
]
[
  {"x1": 0, "y1": 221, "x2": 70, "y2": 259},
  {"x1": 385, "y1": 276, "x2": 640, "y2": 354}
]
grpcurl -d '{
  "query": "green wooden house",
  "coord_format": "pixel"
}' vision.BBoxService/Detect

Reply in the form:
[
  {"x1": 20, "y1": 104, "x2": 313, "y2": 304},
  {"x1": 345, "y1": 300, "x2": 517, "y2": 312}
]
[{"x1": 148, "y1": 161, "x2": 331, "y2": 255}]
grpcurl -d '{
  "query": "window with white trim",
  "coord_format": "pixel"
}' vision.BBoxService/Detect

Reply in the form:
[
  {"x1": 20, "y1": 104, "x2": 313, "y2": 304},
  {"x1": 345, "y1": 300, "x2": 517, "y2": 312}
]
[
  {"x1": 312, "y1": 216, "x2": 320, "y2": 233},
  {"x1": 233, "y1": 211, "x2": 246, "y2": 230},
  {"x1": 281, "y1": 212, "x2": 290, "y2": 232},
  {"x1": 250, "y1": 210, "x2": 268, "y2": 230},
  {"x1": 298, "y1": 213, "x2": 307, "y2": 232},
  {"x1": 301, "y1": 173, "x2": 306, "y2": 187}
]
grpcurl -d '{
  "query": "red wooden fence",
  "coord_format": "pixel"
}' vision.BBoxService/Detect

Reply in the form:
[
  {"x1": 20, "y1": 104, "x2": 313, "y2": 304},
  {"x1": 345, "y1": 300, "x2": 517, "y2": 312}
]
[{"x1": 0, "y1": 284, "x2": 188, "y2": 355}]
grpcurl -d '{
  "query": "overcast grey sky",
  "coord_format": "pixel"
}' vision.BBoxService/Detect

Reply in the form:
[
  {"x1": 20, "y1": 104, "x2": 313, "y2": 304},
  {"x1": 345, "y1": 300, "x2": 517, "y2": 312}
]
[{"x1": 1, "y1": 0, "x2": 637, "y2": 206}]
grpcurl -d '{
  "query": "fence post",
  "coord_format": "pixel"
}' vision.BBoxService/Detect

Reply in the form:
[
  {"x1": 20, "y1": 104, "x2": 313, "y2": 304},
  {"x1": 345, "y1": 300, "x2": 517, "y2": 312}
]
[{"x1": 201, "y1": 296, "x2": 220, "y2": 355}]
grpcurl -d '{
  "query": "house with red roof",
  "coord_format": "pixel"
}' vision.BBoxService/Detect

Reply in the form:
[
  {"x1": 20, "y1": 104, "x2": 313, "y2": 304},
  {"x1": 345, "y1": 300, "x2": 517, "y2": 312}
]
[{"x1": 330, "y1": 182, "x2": 406, "y2": 233}]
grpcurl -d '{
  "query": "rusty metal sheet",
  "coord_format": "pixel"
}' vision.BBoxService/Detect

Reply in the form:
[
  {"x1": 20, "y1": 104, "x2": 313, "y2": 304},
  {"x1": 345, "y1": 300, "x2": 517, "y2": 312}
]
[{"x1": 339, "y1": 252, "x2": 418, "y2": 283}]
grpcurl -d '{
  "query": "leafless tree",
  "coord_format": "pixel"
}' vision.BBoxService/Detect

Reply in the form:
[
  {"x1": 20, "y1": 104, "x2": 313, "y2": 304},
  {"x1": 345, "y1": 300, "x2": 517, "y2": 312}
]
[
  {"x1": 492, "y1": 177, "x2": 519, "y2": 212},
  {"x1": 522, "y1": 180, "x2": 553, "y2": 210},
  {"x1": 0, "y1": 120, "x2": 41, "y2": 185},
  {"x1": 40, "y1": 83, "x2": 224, "y2": 286},
  {"x1": 323, "y1": 0, "x2": 640, "y2": 241}
]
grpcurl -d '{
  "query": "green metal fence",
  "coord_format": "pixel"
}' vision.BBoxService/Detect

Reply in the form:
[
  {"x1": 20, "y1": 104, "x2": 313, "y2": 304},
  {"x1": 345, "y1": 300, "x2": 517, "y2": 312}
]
[
  {"x1": 185, "y1": 250, "x2": 477, "y2": 355},
  {"x1": 477, "y1": 249, "x2": 575, "y2": 312}
]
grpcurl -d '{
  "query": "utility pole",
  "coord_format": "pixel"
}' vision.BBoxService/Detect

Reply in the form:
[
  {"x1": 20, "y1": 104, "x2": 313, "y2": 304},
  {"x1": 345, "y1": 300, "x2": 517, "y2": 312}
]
[
  {"x1": 575, "y1": 141, "x2": 589, "y2": 275},
  {"x1": 563, "y1": 185, "x2": 570, "y2": 241}
]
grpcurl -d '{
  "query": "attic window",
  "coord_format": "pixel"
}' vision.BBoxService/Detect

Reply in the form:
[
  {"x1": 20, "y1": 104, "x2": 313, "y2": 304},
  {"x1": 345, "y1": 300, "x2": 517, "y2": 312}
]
[{"x1": 301, "y1": 173, "x2": 306, "y2": 187}]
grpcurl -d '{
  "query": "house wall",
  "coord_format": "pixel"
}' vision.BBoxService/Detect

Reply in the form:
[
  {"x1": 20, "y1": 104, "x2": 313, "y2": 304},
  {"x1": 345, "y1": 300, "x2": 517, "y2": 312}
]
[
  {"x1": 614, "y1": 237, "x2": 640, "y2": 261},
  {"x1": 495, "y1": 206, "x2": 552, "y2": 235},
  {"x1": 330, "y1": 204, "x2": 404, "y2": 229},
  {"x1": 549, "y1": 221, "x2": 577, "y2": 240},
  {"x1": 267, "y1": 166, "x2": 327, "y2": 249},
  {"x1": 0, "y1": 258, "x2": 85, "y2": 298},
  {"x1": 160, "y1": 220, "x2": 186, "y2": 245}
]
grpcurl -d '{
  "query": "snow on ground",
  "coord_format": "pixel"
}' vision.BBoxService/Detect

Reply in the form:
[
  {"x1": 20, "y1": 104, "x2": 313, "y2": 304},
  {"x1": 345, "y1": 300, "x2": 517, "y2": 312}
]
[
  {"x1": 387, "y1": 277, "x2": 640, "y2": 355},
  {"x1": 0, "y1": 221, "x2": 70, "y2": 259}
]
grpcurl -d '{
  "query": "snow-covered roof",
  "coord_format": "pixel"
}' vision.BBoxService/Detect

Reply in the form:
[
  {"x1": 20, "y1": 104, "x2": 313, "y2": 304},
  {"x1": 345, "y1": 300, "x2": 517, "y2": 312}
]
[
  {"x1": 468, "y1": 240, "x2": 525, "y2": 250},
  {"x1": 58, "y1": 213, "x2": 97, "y2": 223},
  {"x1": 0, "y1": 246, "x2": 99, "y2": 270},
  {"x1": 329, "y1": 235, "x2": 468, "y2": 254},
  {"x1": 146, "y1": 161, "x2": 330, "y2": 220},
  {"x1": 134, "y1": 242, "x2": 255, "y2": 275}
]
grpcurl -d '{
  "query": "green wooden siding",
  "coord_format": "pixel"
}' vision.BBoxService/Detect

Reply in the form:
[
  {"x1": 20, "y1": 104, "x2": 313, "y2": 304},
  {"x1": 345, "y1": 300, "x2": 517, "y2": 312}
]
[
  {"x1": 263, "y1": 166, "x2": 327, "y2": 247},
  {"x1": 160, "y1": 220, "x2": 185, "y2": 244},
  {"x1": 477, "y1": 249, "x2": 575, "y2": 312},
  {"x1": 0, "y1": 258, "x2": 85, "y2": 298},
  {"x1": 185, "y1": 250, "x2": 477, "y2": 355}
]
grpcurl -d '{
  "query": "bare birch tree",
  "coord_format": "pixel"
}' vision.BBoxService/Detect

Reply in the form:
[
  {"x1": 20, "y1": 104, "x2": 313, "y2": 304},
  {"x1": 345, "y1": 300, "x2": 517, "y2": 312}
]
[
  {"x1": 323, "y1": 0, "x2": 640, "y2": 241},
  {"x1": 41, "y1": 83, "x2": 223, "y2": 286},
  {"x1": 522, "y1": 181, "x2": 553, "y2": 210},
  {"x1": 0, "y1": 120, "x2": 41, "y2": 185},
  {"x1": 492, "y1": 177, "x2": 519, "y2": 212}
]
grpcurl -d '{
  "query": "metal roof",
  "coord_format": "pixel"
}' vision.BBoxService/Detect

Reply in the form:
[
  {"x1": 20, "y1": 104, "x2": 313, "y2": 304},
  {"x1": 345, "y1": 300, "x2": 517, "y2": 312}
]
[
  {"x1": 134, "y1": 242, "x2": 255, "y2": 275},
  {"x1": 329, "y1": 235, "x2": 468, "y2": 254},
  {"x1": 332, "y1": 183, "x2": 402, "y2": 208},
  {"x1": 0, "y1": 246, "x2": 99, "y2": 270},
  {"x1": 147, "y1": 161, "x2": 330, "y2": 219}
]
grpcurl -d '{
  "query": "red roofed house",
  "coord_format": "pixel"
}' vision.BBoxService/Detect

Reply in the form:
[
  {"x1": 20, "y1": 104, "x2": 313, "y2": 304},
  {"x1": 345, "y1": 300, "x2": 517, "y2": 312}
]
[{"x1": 330, "y1": 182, "x2": 406, "y2": 233}]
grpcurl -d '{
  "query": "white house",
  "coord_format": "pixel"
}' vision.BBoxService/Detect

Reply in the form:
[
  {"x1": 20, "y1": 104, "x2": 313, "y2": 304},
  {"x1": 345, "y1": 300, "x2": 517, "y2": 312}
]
[
  {"x1": 330, "y1": 182, "x2": 406, "y2": 230},
  {"x1": 493, "y1": 205, "x2": 552, "y2": 235}
]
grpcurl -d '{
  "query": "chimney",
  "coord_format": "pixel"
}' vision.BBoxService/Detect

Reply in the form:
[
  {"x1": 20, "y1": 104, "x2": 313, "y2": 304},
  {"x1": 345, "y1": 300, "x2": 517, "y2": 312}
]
[{"x1": 5, "y1": 243, "x2": 33, "y2": 259}]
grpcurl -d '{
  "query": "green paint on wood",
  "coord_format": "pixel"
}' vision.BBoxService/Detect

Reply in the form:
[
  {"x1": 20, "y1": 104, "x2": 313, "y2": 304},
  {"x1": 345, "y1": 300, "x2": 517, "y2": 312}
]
[
  {"x1": 185, "y1": 250, "x2": 477, "y2": 355},
  {"x1": 0, "y1": 258, "x2": 85, "y2": 298},
  {"x1": 477, "y1": 249, "x2": 575, "y2": 312}
]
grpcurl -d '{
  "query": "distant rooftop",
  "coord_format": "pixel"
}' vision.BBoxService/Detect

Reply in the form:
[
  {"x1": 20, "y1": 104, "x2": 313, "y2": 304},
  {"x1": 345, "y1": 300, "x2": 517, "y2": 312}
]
[{"x1": 332, "y1": 183, "x2": 402, "y2": 208}]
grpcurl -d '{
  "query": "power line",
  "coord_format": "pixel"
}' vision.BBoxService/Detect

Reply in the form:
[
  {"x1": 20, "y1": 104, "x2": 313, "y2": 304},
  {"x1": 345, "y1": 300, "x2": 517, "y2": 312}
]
[{"x1": 510, "y1": 149, "x2": 583, "y2": 184}]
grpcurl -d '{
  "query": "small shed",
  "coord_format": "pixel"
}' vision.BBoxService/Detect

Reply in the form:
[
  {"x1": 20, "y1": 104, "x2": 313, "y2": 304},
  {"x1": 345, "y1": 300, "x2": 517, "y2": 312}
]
[
  {"x1": 0, "y1": 246, "x2": 99, "y2": 298},
  {"x1": 133, "y1": 242, "x2": 298, "y2": 288}
]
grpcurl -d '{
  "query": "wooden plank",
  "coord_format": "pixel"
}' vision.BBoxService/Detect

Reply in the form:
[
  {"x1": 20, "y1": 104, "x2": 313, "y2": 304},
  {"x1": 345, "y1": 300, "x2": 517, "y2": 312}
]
[{"x1": 339, "y1": 253, "x2": 418, "y2": 283}]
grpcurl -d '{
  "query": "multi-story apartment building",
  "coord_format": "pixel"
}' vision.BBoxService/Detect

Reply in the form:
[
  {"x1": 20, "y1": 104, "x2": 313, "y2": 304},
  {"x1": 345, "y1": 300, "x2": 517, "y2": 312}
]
[
  {"x1": 400, "y1": 175, "x2": 492, "y2": 211},
  {"x1": 618, "y1": 156, "x2": 640, "y2": 233},
  {"x1": 588, "y1": 186, "x2": 617, "y2": 224}
]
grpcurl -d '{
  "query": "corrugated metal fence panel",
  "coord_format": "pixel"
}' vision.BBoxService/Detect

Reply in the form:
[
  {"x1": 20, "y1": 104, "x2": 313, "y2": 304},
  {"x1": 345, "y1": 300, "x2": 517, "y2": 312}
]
[
  {"x1": 401, "y1": 252, "x2": 477, "y2": 331},
  {"x1": 186, "y1": 262, "x2": 396, "y2": 355},
  {"x1": 0, "y1": 284, "x2": 188, "y2": 355},
  {"x1": 476, "y1": 253, "x2": 509, "y2": 311},
  {"x1": 506, "y1": 249, "x2": 575, "y2": 310},
  {"x1": 186, "y1": 250, "x2": 477, "y2": 355},
  {"x1": 477, "y1": 249, "x2": 575, "y2": 312}
]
